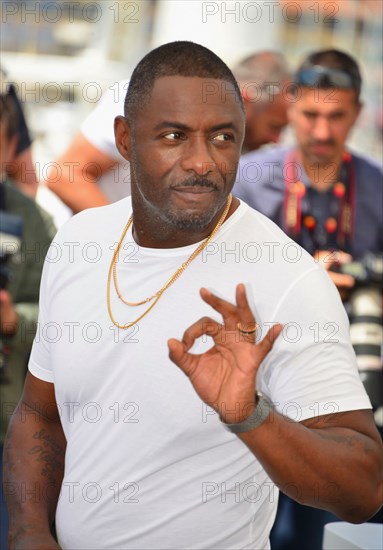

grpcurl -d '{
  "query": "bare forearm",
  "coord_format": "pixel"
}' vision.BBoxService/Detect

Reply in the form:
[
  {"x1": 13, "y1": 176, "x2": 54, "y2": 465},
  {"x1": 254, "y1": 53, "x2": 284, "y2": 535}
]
[
  {"x1": 46, "y1": 173, "x2": 110, "y2": 212},
  {"x1": 3, "y1": 402, "x2": 66, "y2": 546},
  {"x1": 239, "y1": 408, "x2": 383, "y2": 522},
  {"x1": 169, "y1": 285, "x2": 383, "y2": 522},
  {"x1": 46, "y1": 131, "x2": 117, "y2": 212}
]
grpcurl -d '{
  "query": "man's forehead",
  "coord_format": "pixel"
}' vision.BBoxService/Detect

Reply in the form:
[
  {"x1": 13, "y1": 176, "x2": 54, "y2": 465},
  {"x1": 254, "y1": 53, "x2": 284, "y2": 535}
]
[
  {"x1": 295, "y1": 87, "x2": 359, "y2": 110},
  {"x1": 148, "y1": 75, "x2": 241, "y2": 106},
  {"x1": 132, "y1": 76, "x2": 245, "y2": 133}
]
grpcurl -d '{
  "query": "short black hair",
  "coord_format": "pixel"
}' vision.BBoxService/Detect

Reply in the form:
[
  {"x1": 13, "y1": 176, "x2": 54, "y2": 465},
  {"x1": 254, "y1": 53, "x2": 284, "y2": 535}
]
[
  {"x1": 124, "y1": 41, "x2": 244, "y2": 123},
  {"x1": 295, "y1": 49, "x2": 362, "y2": 100}
]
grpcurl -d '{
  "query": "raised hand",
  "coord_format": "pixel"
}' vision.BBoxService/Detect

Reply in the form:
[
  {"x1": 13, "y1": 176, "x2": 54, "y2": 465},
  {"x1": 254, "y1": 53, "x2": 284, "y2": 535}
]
[
  {"x1": 168, "y1": 283, "x2": 282, "y2": 424},
  {"x1": 0, "y1": 289, "x2": 18, "y2": 335},
  {"x1": 314, "y1": 250, "x2": 355, "y2": 288}
]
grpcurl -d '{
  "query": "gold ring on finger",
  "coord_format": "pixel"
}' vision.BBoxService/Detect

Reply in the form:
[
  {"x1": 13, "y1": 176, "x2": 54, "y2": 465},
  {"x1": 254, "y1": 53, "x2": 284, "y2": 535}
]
[{"x1": 237, "y1": 322, "x2": 258, "y2": 336}]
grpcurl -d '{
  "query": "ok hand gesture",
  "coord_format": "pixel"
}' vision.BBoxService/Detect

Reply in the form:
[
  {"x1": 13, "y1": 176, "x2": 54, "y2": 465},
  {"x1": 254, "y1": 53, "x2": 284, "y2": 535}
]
[{"x1": 168, "y1": 284, "x2": 283, "y2": 424}]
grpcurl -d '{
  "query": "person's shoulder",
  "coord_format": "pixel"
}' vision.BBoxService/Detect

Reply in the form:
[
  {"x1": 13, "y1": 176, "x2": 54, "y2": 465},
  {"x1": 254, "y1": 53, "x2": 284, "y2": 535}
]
[
  {"x1": 54, "y1": 196, "x2": 132, "y2": 243},
  {"x1": 5, "y1": 180, "x2": 32, "y2": 203},
  {"x1": 234, "y1": 147, "x2": 288, "y2": 209},
  {"x1": 351, "y1": 150, "x2": 383, "y2": 204},
  {"x1": 240, "y1": 145, "x2": 289, "y2": 165},
  {"x1": 4, "y1": 181, "x2": 56, "y2": 239},
  {"x1": 238, "y1": 200, "x2": 291, "y2": 238},
  {"x1": 234, "y1": 200, "x2": 317, "y2": 269},
  {"x1": 237, "y1": 145, "x2": 289, "y2": 185},
  {"x1": 237, "y1": 199, "x2": 292, "y2": 241},
  {"x1": 5, "y1": 181, "x2": 47, "y2": 217},
  {"x1": 351, "y1": 150, "x2": 383, "y2": 177},
  {"x1": 63, "y1": 195, "x2": 132, "y2": 228}
]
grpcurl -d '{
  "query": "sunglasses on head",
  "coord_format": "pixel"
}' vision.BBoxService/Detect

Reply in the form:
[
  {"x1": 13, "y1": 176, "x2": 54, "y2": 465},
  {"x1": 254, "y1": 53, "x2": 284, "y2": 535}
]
[{"x1": 295, "y1": 65, "x2": 357, "y2": 90}]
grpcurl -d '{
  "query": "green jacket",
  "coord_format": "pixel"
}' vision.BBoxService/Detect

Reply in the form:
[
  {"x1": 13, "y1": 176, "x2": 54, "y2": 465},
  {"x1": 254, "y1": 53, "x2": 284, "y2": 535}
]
[{"x1": 1, "y1": 181, "x2": 56, "y2": 442}]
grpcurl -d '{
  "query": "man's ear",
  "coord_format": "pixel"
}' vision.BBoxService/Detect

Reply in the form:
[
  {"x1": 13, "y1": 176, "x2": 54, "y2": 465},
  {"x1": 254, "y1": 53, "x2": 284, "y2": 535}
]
[{"x1": 114, "y1": 115, "x2": 132, "y2": 160}]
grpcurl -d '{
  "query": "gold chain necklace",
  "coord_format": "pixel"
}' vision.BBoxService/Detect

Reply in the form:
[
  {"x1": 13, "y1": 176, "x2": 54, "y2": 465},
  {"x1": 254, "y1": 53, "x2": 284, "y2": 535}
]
[{"x1": 107, "y1": 194, "x2": 232, "y2": 329}]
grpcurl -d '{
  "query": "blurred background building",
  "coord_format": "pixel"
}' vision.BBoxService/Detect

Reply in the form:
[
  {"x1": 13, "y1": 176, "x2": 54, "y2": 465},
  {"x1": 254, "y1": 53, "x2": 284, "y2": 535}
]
[{"x1": 1, "y1": 0, "x2": 382, "y2": 225}]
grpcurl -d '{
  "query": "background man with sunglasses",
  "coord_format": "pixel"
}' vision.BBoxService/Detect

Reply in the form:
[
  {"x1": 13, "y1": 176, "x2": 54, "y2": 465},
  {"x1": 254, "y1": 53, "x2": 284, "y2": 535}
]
[
  {"x1": 234, "y1": 49, "x2": 382, "y2": 290},
  {"x1": 234, "y1": 48, "x2": 383, "y2": 550}
]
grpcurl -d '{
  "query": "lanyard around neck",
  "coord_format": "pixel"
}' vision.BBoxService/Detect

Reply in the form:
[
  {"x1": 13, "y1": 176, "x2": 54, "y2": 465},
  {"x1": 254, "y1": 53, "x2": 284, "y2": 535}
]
[{"x1": 282, "y1": 150, "x2": 355, "y2": 252}]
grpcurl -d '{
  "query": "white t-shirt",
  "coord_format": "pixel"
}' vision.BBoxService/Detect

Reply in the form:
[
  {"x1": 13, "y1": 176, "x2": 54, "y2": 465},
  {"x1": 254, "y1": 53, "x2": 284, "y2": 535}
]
[
  {"x1": 29, "y1": 199, "x2": 371, "y2": 549},
  {"x1": 80, "y1": 80, "x2": 131, "y2": 202}
]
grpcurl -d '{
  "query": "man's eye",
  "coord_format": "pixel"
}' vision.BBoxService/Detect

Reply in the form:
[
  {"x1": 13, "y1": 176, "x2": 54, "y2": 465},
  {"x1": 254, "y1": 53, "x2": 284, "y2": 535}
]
[
  {"x1": 213, "y1": 133, "x2": 232, "y2": 142},
  {"x1": 163, "y1": 132, "x2": 183, "y2": 140},
  {"x1": 330, "y1": 113, "x2": 345, "y2": 121}
]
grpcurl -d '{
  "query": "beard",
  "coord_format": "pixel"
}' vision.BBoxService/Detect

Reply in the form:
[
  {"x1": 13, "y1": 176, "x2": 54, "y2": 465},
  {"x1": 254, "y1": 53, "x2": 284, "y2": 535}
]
[
  {"x1": 161, "y1": 208, "x2": 218, "y2": 230},
  {"x1": 131, "y1": 155, "x2": 229, "y2": 233},
  {"x1": 303, "y1": 139, "x2": 338, "y2": 165},
  {"x1": 161, "y1": 176, "x2": 224, "y2": 230}
]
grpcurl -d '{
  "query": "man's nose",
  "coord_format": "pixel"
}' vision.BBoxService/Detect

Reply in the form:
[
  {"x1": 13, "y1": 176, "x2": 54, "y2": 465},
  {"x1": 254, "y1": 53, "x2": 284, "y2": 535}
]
[
  {"x1": 312, "y1": 116, "x2": 331, "y2": 141},
  {"x1": 181, "y1": 138, "x2": 215, "y2": 175}
]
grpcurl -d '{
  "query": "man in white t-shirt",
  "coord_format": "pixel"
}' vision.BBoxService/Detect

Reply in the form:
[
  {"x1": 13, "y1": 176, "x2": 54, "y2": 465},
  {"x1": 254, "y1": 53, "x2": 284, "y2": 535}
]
[{"x1": 4, "y1": 41, "x2": 383, "y2": 549}]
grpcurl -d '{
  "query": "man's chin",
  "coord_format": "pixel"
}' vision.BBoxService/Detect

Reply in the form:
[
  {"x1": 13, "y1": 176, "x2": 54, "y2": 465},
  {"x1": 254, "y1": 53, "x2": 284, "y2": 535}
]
[
  {"x1": 167, "y1": 212, "x2": 217, "y2": 231},
  {"x1": 161, "y1": 201, "x2": 223, "y2": 232},
  {"x1": 305, "y1": 147, "x2": 337, "y2": 166}
]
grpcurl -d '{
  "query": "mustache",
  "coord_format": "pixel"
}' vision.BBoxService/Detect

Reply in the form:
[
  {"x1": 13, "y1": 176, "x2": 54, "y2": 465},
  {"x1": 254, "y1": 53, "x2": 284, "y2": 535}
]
[{"x1": 172, "y1": 177, "x2": 218, "y2": 190}]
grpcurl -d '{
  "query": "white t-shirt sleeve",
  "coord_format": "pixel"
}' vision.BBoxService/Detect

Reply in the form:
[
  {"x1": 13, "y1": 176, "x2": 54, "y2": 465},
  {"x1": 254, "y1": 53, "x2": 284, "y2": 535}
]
[
  {"x1": 257, "y1": 265, "x2": 372, "y2": 421},
  {"x1": 28, "y1": 242, "x2": 56, "y2": 383},
  {"x1": 80, "y1": 80, "x2": 129, "y2": 160}
]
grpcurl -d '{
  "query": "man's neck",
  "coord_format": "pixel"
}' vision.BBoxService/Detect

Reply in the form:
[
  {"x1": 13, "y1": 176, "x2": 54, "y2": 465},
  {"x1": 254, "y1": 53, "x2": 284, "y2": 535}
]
[
  {"x1": 297, "y1": 150, "x2": 344, "y2": 193},
  {"x1": 131, "y1": 195, "x2": 240, "y2": 249}
]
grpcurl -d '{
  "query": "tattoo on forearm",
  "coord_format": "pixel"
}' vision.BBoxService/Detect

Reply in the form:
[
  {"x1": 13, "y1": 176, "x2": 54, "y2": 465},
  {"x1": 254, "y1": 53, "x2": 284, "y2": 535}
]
[
  {"x1": 326, "y1": 430, "x2": 376, "y2": 459},
  {"x1": 9, "y1": 523, "x2": 35, "y2": 541},
  {"x1": 3, "y1": 423, "x2": 17, "y2": 481},
  {"x1": 27, "y1": 429, "x2": 65, "y2": 485}
]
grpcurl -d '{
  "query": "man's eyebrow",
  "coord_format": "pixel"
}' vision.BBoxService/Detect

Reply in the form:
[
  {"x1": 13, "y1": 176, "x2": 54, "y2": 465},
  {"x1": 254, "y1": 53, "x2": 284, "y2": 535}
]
[
  {"x1": 153, "y1": 121, "x2": 239, "y2": 132},
  {"x1": 209, "y1": 122, "x2": 238, "y2": 132},
  {"x1": 153, "y1": 121, "x2": 192, "y2": 132},
  {"x1": 303, "y1": 108, "x2": 347, "y2": 115}
]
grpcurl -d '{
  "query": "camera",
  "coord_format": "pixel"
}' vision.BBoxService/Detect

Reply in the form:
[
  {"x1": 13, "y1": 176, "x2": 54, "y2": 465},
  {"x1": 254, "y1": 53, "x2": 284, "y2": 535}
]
[{"x1": 333, "y1": 253, "x2": 383, "y2": 409}]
